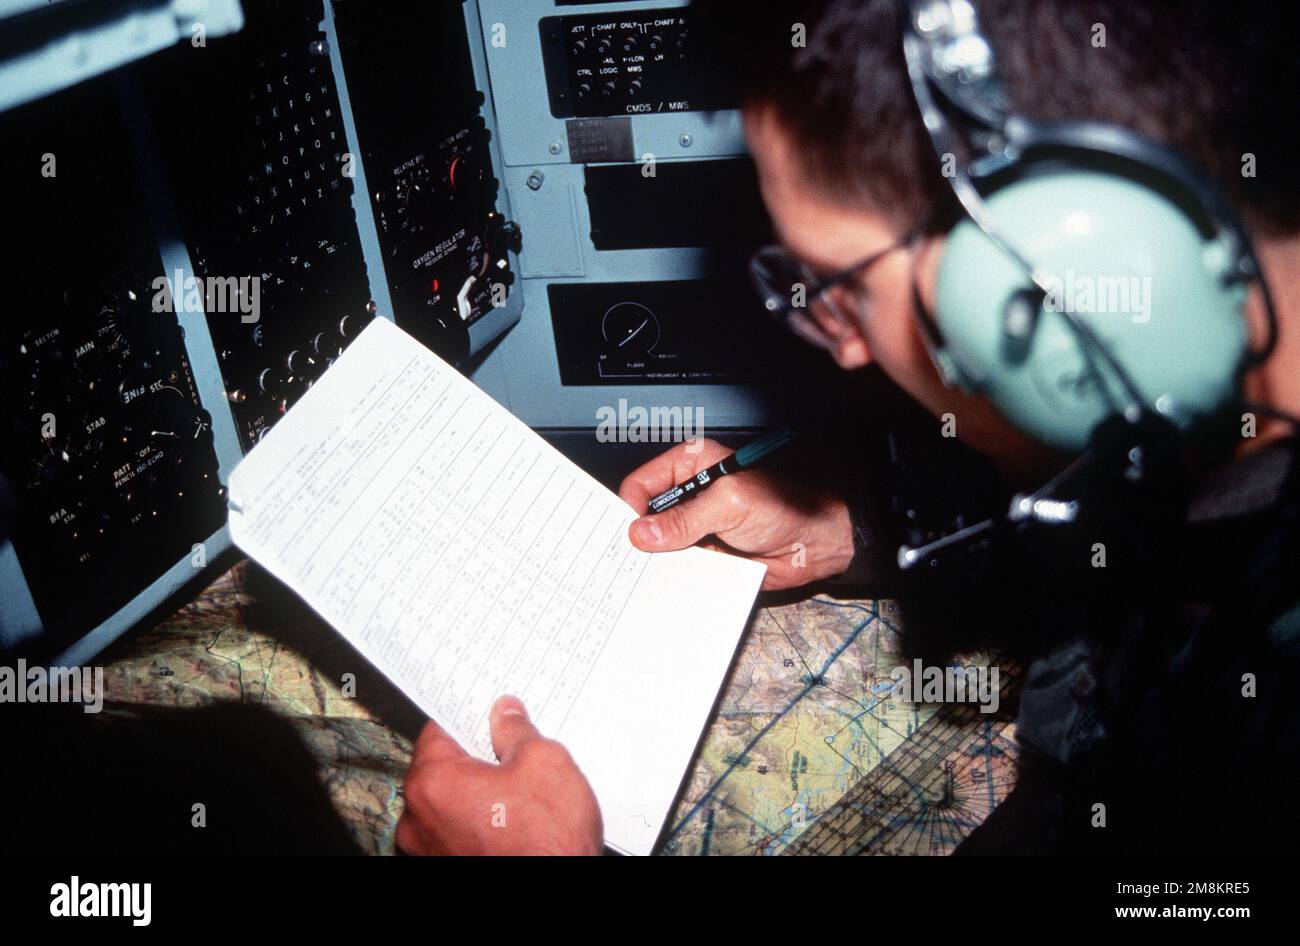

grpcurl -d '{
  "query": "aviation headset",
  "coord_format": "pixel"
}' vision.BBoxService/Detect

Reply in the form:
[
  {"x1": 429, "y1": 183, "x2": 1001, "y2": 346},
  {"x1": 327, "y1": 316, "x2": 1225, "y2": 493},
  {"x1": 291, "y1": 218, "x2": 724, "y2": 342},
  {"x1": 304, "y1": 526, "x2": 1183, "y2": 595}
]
[
  {"x1": 902, "y1": 0, "x2": 1278, "y2": 453},
  {"x1": 894, "y1": 0, "x2": 1283, "y2": 567}
]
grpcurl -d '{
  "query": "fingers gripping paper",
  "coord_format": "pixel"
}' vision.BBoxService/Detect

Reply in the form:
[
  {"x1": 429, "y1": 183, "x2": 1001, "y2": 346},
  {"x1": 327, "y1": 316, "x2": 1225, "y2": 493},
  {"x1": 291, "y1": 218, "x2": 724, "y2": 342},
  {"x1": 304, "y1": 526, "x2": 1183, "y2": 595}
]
[{"x1": 227, "y1": 318, "x2": 764, "y2": 855}]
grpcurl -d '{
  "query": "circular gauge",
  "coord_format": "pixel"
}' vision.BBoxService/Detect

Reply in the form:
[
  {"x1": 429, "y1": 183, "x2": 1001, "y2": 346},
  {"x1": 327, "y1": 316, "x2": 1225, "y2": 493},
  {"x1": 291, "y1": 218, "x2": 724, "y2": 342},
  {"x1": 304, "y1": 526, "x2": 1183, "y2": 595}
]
[
  {"x1": 399, "y1": 167, "x2": 437, "y2": 232},
  {"x1": 118, "y1": 372, "x2": 192, "y2": 450},
  {"x1": 601, "y1": 302, "x2": 660, "y2": 354},
  {"x1": 32, "y1": 437, "x2": 75, "y2": 493},
  {"x1": 447, "y1": 149, "x2": 486, "y2": 194}
]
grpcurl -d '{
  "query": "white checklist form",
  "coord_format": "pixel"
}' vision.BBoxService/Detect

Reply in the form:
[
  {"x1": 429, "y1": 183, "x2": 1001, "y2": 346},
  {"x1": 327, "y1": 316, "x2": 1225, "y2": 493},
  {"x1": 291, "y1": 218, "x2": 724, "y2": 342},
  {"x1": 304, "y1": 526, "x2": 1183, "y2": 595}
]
[{"x1": 228, "y1": 317, "x2": 765, "y2": 855}]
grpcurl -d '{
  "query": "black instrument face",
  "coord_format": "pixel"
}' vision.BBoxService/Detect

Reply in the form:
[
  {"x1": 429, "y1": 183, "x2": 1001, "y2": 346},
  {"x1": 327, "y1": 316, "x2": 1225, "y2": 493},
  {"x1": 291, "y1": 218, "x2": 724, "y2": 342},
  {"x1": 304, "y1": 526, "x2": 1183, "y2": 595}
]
[
  {"x1": 334, "y1": 2, "x2": 519, "y2": 364},
  {"x1": 540, "y1": 8, "x2": 733, "y2": 118},
  {"x1": 142, "y1": 0, "x2": 376, "y2": 452},
  {"x1": 0, "y1": 81, "x2": 226, "y2": 657},
  {"x1": 0, "y1": 0, "x2": 525, "y2": 661},
  {"x1": 549, "y1": 279, "x2": 782, "y2": 385}
]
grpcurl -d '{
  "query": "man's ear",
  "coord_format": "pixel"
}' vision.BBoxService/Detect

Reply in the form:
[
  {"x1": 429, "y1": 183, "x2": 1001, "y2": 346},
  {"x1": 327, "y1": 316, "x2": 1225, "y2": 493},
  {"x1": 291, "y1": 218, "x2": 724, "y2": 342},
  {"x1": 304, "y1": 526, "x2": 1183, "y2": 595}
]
[{"x1": 832, "y1": 334, "x2": 872, "y2": 369}]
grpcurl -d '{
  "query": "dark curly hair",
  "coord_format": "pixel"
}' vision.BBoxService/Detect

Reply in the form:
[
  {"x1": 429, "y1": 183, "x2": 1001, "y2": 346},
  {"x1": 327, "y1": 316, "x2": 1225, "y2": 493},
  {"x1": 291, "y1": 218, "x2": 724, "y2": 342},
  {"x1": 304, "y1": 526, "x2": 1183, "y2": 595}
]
[{"x1": 693, "y1": 0, "x2": 1300, "y2": 236}]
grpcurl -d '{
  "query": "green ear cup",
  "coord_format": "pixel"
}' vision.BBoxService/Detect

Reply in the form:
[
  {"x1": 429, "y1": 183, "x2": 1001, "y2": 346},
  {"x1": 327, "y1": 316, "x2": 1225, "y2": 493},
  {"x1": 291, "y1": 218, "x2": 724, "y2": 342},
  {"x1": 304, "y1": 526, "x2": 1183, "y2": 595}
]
[{"x1": 933, "y1": 168, "x2": 1248, "y2": 451}]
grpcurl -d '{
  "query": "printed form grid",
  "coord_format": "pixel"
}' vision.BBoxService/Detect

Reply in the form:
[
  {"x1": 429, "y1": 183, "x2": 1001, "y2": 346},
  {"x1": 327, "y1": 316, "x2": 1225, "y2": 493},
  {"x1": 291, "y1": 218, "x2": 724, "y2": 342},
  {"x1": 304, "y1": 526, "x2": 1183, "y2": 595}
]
[{"x1": 237, "y1": 349, "x2": 651, "y2": 757}]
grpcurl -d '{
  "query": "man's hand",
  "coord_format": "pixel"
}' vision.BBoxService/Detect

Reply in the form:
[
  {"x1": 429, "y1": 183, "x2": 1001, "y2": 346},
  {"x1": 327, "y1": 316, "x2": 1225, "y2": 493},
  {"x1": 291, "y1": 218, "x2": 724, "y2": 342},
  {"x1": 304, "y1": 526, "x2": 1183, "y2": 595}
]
[
  {"x1": 618, "y1": 439, "x2": 855, "y2": 591},
  {"x1": 395, "y1": 696, "x2": 603, "y2": 856}
]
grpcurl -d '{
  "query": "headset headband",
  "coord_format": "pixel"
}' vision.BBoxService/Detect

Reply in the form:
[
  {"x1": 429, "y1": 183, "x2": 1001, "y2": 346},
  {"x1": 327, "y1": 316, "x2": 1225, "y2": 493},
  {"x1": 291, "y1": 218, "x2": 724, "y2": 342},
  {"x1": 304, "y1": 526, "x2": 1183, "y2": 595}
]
[{"x1": 901, "y1": 0, "x2": 1277, "y2": 368}]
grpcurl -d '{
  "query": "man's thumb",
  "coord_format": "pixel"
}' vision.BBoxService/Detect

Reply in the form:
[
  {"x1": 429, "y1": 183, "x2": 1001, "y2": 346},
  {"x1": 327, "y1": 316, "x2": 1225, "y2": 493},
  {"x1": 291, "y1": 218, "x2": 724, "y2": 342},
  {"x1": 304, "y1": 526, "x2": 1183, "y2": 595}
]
[
  {"x1": 489, "y1": 695, "x2": 540, "y2": 764},
  {"x1": 629, "y1": 502, "x2": 710, "y2": 551}
]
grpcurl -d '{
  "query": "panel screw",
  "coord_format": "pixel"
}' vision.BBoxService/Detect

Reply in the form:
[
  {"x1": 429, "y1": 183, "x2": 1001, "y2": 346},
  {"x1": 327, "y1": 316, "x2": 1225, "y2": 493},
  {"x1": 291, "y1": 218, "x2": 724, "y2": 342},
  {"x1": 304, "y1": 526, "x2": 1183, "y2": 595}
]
[
  {"x1": 679, "y1": 133, "x2": 693, "y2": 147},
  {"x1": 526, "y1": 170, "x2": 545, "y2": 190},
  {"x1": 548, "y1": 141, "x2": 562, "y2": 155}
]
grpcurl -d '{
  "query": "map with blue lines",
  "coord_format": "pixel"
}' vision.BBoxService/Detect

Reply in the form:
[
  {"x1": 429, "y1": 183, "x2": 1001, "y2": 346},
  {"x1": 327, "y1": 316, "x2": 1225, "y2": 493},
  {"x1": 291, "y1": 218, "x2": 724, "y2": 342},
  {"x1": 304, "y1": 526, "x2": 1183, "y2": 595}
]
[
  {"x1": 663, "y1": 596, "x2": 1019, "y2": 856},
  {"x1": 101, "y1": 565, "x2": 1017, "y2": 856}
]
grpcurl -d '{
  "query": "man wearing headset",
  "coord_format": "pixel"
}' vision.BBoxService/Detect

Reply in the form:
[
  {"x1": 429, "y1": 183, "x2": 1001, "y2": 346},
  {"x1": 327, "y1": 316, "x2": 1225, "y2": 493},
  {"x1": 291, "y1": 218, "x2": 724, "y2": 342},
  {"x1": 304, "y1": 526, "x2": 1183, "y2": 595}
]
[{"x1": 396, "y1": 0, "x2": 1300, "y2": 855}]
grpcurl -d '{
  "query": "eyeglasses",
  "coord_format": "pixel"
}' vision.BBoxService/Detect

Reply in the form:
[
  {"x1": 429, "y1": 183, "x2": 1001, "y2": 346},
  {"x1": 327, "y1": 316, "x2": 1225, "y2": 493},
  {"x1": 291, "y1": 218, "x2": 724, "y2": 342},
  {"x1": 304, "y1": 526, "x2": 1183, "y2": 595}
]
[{"x1": 748, "y1": 235, "x2": 913, "y2": 351}]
